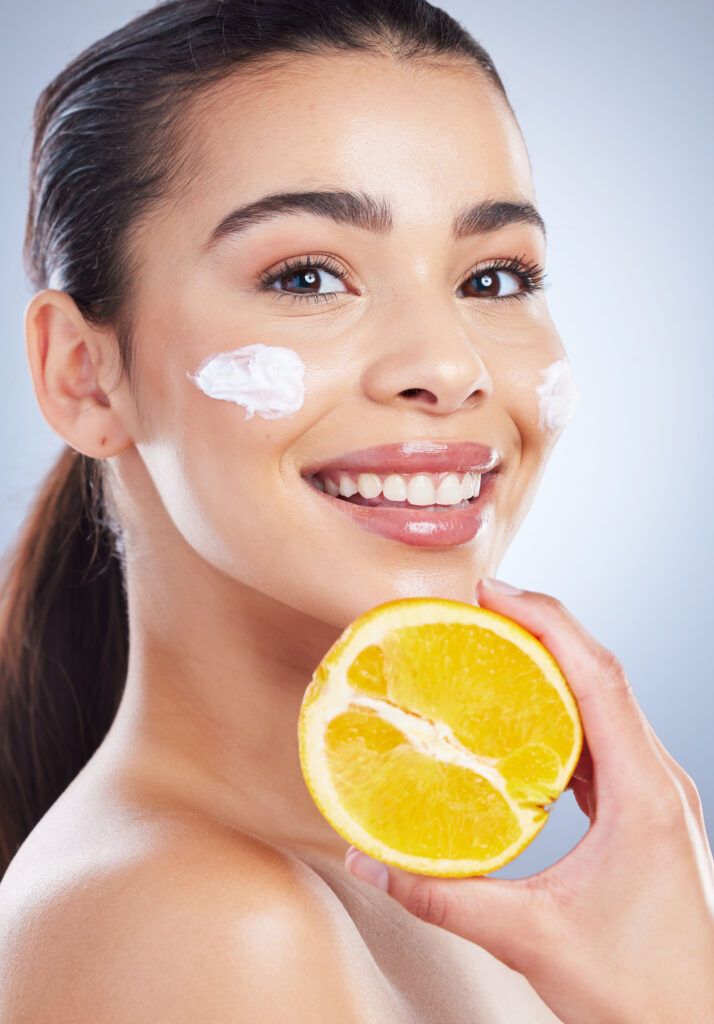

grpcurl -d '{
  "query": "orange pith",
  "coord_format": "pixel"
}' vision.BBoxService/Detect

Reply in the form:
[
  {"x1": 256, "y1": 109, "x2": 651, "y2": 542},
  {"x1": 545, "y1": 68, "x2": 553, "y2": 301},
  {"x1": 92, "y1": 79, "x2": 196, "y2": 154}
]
[{"x1": 298, "y1": 598, "x2": 583, "y2": 877}]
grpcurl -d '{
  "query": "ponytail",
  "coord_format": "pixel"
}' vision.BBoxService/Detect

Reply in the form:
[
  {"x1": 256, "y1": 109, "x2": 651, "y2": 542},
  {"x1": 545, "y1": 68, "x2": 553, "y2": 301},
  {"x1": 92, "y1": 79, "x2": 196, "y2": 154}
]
[{"x1": 0, "y1": 447, "x2": 128, "y2": 878}]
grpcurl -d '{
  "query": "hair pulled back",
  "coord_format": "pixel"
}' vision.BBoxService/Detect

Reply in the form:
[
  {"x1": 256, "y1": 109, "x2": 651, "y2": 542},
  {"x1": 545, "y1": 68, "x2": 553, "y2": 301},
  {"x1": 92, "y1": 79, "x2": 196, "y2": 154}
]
[{"x1": 1, "y1": 0, "x2": 507, "y2": 877}]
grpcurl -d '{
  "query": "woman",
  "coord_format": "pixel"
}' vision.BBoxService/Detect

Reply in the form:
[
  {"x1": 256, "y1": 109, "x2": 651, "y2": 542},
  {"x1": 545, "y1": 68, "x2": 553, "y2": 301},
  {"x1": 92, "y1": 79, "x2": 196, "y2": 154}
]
[{"x1": 0, "y1": 1, "x2": 711, "y2": 1020}]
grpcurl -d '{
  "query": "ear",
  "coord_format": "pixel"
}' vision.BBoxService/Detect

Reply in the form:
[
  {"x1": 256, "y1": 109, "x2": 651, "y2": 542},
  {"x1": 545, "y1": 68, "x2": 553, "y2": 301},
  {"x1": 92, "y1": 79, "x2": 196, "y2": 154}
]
[{"x1": 25, "y1": 290, "x2": 134, "y2": 458}]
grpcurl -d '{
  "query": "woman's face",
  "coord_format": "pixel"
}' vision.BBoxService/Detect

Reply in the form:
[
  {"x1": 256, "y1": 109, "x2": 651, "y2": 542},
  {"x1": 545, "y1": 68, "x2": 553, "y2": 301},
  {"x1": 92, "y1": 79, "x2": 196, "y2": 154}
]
[{"x1": 116, "y1": 52, "x2": 572, "y2": 629}]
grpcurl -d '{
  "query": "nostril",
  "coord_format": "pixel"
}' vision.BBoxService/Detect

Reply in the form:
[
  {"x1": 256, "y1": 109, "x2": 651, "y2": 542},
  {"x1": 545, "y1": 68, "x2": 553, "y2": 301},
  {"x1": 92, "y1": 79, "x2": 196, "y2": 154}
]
[{"x1": 400, "y1": 388, "x2": 437, "y2": 402}]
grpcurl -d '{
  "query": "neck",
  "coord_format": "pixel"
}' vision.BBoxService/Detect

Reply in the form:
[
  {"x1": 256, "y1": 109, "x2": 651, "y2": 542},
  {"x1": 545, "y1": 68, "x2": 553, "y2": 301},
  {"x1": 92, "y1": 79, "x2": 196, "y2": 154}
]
[{"x1": 102, "y1": 537, "x2": 348, "y2": 861}]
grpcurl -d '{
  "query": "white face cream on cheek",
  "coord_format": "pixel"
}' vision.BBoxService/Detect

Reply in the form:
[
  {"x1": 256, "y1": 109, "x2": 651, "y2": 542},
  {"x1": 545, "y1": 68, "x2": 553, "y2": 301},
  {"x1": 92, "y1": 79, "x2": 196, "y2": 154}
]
[
  {"x1": 535, "y1": 357, "x2": 580, "y2": 432},
  {"x1": 187, "y1": 343, "x2": 306, "y2": 419}
]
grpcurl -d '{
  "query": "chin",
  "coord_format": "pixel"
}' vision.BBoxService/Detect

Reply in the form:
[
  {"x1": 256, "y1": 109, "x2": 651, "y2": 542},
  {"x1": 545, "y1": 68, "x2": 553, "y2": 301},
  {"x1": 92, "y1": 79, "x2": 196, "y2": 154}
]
[{"x1": 303, "y1": 554, "x2": 493, "y2": 632}]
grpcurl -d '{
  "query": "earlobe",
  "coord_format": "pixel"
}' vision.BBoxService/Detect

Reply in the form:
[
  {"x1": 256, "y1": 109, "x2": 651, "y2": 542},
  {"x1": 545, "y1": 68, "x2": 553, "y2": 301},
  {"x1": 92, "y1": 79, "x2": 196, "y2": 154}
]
[{"x1": 24, "y1": 289, "x2": 134, "y2": 457}]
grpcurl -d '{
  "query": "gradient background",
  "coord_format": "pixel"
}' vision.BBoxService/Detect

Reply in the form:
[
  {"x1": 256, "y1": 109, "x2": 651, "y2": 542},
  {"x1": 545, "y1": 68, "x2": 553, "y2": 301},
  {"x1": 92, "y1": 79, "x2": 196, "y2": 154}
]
[{"x1": 1, "y1": 1, "x2": 712, "y2": 878}]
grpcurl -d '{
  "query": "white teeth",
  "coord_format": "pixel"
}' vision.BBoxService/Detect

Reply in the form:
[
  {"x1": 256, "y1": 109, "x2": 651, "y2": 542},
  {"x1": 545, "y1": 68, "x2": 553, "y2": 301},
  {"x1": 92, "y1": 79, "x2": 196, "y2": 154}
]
[
  {"x1": 435, "y1": 472, "x2": 463, "y2": 506},
  {"x1": 315, "y1": 469, "x2": 486, "y2": 506},
  {"x1": 357, "y1": 472, "x2": 382, "y2": 499},
  {"x1": 407, "y1": 473, "x2": 437, "y2": 506},
  {"x1": 338, "y1": 473, "x2": 358, "y2": 498},
  {"x1": 382, "y1": 473, "x2": 408, "y2": 501}
]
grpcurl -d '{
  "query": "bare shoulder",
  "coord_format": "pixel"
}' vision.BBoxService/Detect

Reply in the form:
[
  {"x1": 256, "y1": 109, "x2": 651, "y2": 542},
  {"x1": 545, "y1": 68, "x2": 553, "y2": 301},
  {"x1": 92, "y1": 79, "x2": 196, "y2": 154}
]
[{"x1": 0, "y1": 818, "x2": 400, "y2": 1024}]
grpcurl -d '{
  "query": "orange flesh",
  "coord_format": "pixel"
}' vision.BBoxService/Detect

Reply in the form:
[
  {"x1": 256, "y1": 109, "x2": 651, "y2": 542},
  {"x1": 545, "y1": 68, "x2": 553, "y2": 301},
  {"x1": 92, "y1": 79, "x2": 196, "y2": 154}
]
[
  {"x1": 328, "y1": 622, "x2": 572, "y2": 856},
  {"x1": 325, "y1": 709, "x2": 524, "y2": 858}
]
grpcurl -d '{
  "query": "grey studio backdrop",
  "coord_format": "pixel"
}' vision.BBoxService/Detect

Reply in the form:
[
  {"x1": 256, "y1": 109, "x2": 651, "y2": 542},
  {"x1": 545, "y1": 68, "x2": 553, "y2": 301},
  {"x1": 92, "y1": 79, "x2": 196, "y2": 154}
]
[{"x1": 1, "y1": 1, "x2": 712, "y2": 879}]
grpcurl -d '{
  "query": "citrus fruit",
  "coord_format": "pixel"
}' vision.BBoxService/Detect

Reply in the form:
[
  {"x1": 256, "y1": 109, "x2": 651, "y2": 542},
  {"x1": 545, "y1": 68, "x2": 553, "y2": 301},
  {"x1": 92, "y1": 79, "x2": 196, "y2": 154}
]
[{"x1": 298, "y1": 597, "x2": 583, "y2": 876}]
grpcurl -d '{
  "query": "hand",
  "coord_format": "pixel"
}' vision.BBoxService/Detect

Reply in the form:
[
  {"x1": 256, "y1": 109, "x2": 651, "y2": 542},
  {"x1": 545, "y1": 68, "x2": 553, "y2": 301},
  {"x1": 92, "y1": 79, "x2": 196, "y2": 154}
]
[{"x1": 344, "y1": 579, "x2": 714, "y2": 1024}]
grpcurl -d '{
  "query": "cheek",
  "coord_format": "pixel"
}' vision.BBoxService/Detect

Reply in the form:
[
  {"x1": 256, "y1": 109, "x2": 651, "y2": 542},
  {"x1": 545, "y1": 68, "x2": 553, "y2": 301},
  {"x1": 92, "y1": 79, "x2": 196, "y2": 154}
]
[
  {"x1": 178, "y1": 344, "x2": 309, "y2": 524},
  {"x1": 535, "y1": 357, "x2": 580, "y2": 433},
  {"x1": 480, "y1": 314, "x2": 577, "y2": 444},
  {"x1": 496, "y1": 351, "x2": 579, "y2": 460},
  {"x1": 134, "y1": 342, "x2": 311, "y2": 570},
  {"x1": 139, "y1": 399, "x2": 299, "y2": 587},
  {"x1": 187, "y1": 344, "x2": 306, "y2": 421}
]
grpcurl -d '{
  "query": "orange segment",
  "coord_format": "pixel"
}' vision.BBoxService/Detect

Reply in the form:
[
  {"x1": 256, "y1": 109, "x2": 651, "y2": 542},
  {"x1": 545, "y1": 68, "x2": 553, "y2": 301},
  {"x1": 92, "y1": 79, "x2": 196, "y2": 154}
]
[
  {"x1": 498, "y1": 744, "x2": 563, "y2": 803},
  {"x1": 345, "y1": 643, "x2": 389, "y2": 698},
  {"x1": 381, "y1": 623, "x2": 576, "y2": 762}
]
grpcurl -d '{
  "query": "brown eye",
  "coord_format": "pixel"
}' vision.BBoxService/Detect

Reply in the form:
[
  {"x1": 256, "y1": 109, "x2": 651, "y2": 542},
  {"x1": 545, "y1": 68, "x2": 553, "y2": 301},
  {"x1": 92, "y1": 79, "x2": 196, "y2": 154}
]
[
  {"x1": 460, "y1": 269, "x2": 522, "y2": 299},
  {"x1": 270, "y1": 265, "x2": 348, "y2": 296}
]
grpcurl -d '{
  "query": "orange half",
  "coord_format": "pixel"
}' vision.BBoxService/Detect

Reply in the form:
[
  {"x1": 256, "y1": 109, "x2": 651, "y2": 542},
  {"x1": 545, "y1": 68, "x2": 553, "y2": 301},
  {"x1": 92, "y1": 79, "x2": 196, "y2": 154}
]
[{"x1": 298, "y1": 597, "x2": 583, "y2": 876}]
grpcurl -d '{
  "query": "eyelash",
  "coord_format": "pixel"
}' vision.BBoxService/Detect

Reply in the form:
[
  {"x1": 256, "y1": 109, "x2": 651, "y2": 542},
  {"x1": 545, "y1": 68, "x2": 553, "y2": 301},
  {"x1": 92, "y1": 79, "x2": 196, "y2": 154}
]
[{"x1": 256, "y1": 252, "x2": 548, "y2": 305}]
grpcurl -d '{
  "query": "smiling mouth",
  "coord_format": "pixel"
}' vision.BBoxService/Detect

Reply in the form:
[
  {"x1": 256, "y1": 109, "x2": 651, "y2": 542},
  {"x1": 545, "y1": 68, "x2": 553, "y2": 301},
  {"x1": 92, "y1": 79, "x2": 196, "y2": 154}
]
[{"x1": 304, "y1": 468, "x2": 491, "y2": 510}]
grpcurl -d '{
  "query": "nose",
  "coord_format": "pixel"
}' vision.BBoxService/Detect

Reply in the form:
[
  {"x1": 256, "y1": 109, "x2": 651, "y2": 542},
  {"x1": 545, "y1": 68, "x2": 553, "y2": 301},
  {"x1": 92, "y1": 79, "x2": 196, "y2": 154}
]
[{"x1": 361, "y1": 305, "x2": 494, "y2": 415}]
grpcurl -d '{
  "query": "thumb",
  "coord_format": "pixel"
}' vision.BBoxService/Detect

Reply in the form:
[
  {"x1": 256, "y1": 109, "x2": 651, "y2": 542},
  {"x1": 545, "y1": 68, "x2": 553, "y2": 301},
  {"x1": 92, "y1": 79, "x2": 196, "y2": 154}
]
[{"x1": 344, "y1": 847, "x2": 544, "y2": 969}]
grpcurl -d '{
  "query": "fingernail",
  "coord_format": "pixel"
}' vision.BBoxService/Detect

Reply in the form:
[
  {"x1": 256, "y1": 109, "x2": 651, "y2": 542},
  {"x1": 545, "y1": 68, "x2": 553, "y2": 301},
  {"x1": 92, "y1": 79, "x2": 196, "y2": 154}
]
[
  {"x1": 345, "y1": 850, "x2": 390, "y2": 891},
  {"x1": 481, "y1": 577, "x2": 524, "y2": 595}
]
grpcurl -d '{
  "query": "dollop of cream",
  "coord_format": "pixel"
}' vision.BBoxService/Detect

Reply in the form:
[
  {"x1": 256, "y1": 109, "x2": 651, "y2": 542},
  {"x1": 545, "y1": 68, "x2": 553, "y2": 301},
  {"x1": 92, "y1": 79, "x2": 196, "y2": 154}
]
[
  {"x1": 187, "y1": 344, "x2": 306, "y2": 419},
  {"x1": 536, "y1": 358, "x2": 580, "y2": 432}
]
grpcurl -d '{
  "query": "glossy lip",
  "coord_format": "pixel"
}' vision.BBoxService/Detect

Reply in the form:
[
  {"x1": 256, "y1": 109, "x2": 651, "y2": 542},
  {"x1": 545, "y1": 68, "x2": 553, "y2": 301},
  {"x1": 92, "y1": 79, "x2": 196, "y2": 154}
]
[
  {"x1": 300, "y1": 440, "x2": 501, "y2": 479},
  {"x1": 304, "y1": 466, "x2": 499, "y2": 548}
]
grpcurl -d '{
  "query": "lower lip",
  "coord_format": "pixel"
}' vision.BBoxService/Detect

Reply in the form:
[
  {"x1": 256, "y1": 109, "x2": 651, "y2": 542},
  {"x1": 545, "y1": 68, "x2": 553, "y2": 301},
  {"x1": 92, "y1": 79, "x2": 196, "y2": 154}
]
[{"x1": 304, "y1": 471, "x2": 497, "y2": 548}]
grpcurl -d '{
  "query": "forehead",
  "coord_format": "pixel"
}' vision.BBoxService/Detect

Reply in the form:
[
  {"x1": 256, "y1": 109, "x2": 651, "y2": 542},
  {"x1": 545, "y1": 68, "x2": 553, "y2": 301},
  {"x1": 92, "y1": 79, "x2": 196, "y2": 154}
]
[{"x1": 177, "y1": 52, "x2": 534, "y2": 229}]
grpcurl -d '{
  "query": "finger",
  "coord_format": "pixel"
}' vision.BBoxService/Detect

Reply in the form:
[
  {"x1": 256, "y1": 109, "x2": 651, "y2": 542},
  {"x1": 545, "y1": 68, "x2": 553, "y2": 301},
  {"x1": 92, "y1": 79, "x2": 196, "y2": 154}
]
[
  {"x1": 639, "y1": 716, "x2": 708, "y2": 830},
  {"x1": 565, "y1": 668, "x2": 704, "y2": 831},
  {"x1": 475, "y1": 579, "x2": 667, "y2": 814},
  {"x1": 568, "y1": 775, "x2": 595, "y2": 819},
  {"x1": 345, "y1": 847, "x2": 544, "y2": 972},
  {"x1": 568, "y1": 736, "x2": 593, "y2": 784},
  {"x1": 575, "y1": 664, "x2": 706, "y2": 830},
  {"x1": 566, "y1": 736, "x2": 597, "y2": 818}
]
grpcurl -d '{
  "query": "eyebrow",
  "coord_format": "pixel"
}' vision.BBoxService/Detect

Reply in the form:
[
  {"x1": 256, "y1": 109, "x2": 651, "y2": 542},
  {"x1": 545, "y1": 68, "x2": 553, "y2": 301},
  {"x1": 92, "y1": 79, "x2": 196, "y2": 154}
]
[{"x1": 203, "y1": 189, "x2": 546, "y2": 250}]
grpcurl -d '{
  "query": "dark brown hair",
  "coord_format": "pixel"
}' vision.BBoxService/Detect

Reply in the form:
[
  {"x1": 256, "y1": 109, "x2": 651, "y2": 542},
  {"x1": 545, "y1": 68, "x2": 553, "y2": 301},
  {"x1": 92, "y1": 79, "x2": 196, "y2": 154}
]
[{"x1": 0, "y1": 0, "x2": 508, "y2": 877}]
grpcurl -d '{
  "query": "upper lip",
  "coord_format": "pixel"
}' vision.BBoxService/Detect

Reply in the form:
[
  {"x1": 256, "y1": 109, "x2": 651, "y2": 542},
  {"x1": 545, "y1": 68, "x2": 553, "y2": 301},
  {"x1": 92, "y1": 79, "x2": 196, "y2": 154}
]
[{"x1": 301, "y1": 440, "x2": 502, "y2": 478}]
